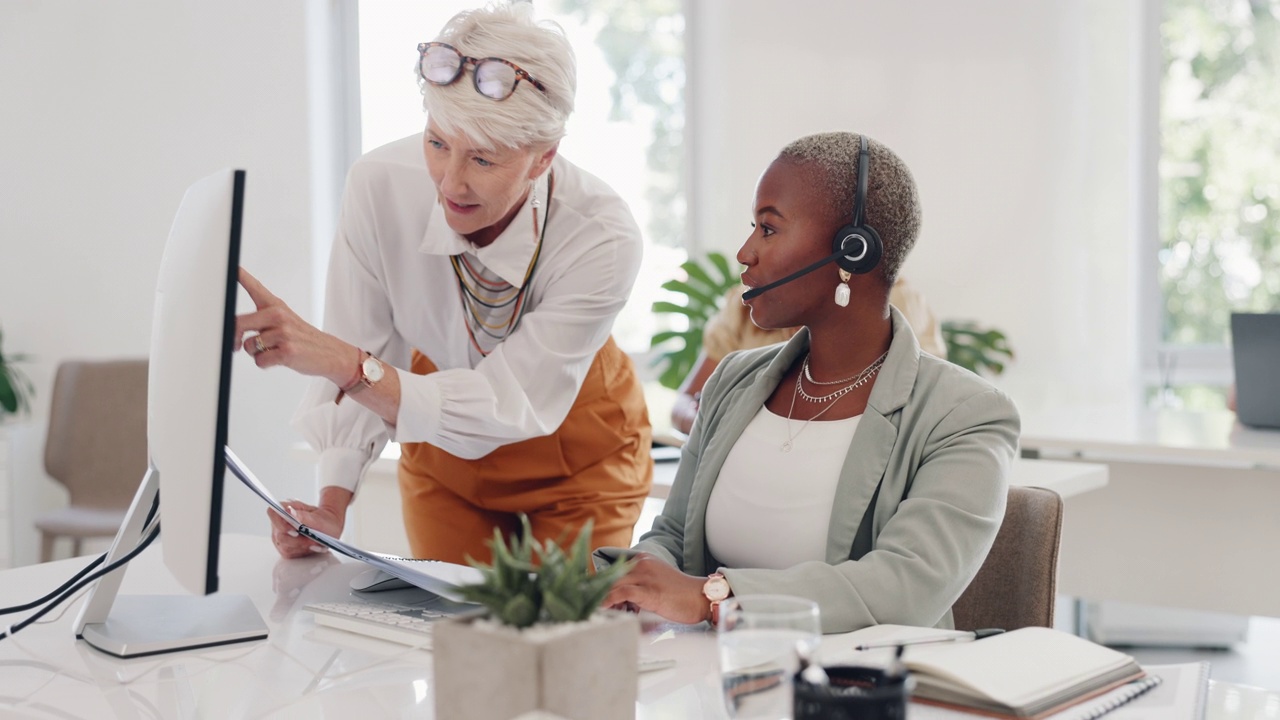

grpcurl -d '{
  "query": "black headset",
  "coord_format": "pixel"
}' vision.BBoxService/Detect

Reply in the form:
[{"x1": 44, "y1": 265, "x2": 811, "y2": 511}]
[
  {"x1": 831, "y1": 134, "x2": 882, "y2": 275},
  {"x1": 739, "y1": 135, "x2": 884, "y2": 301}
]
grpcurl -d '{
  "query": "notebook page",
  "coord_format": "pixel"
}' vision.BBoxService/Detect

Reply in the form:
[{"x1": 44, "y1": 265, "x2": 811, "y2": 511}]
[
  {"x1": 908, "y1": 675, "x2": 1162, "y2": 720},
  {"x1": 903, "y1": 627, "x2": 1136, "y2": 708}
]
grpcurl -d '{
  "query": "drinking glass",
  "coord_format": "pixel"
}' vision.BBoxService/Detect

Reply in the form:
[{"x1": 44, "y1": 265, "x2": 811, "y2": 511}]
[{"x1": 717, "y1": 595, "x2": 822, "y2": 719}]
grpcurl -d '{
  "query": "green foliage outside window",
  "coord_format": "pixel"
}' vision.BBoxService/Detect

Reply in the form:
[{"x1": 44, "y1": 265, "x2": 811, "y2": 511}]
[
  {"x1": 554, "y1": 0, "x2": 685, "y2": 249},
  {"x1": 1160, "y1": 0, "x2": 1280, "y2": 345}
]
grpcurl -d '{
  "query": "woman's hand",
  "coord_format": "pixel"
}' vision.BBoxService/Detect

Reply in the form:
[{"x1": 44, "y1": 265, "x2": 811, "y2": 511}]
[
  {"x1": 236, "y1": 268, "x2": 354, "y2": 385},
  {"x1": 266, "y1": 493, "x2": 348, "y2": 559},
  {"x1": 603, "y1": 553, "x2": 714, "y2": 625}
]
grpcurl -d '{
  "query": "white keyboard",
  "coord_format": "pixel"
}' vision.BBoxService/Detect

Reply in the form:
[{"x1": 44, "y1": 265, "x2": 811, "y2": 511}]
[
  {"x1": 304, "y1": 601, "x2": 678, "y2": 673},
  {"x1": 305, "y1": 601, "x2": 448, "y2": 648}
]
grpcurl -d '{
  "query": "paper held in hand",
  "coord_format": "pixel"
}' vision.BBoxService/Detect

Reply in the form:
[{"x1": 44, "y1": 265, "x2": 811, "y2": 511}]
[
  {"x1": 224, "y1": 447, "x2": 484, "y2": 602},
  {"x1": 822, "y1": 625, "x2": 1146, "y2": 719}
]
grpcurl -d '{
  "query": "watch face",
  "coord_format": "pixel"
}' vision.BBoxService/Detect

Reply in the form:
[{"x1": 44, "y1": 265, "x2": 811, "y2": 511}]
[
  {"x1": 704, "y1": 575, "x2": 730, "y2": 602},
  {"x1": 362, "y1": 355, "x2": 385, "y2": 383}
]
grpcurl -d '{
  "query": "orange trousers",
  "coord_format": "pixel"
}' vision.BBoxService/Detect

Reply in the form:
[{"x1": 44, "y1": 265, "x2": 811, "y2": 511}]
[{"x1": 398, "y1": 337, "x2": 652, "y2": 565}]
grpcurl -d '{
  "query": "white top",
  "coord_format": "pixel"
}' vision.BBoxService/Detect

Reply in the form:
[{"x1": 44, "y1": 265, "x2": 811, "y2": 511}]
[
  {"x1": 705, "y1": 406, "x2": 861, "y2": 569},
  {"x1": 293, "y1": 133, "x2": 643, "y2": 493}
]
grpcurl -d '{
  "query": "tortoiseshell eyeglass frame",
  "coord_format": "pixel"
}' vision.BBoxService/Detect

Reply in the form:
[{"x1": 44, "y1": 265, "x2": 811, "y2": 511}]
[{"x1": 417, "y1": 42, "x2": 548, "y2": 100}]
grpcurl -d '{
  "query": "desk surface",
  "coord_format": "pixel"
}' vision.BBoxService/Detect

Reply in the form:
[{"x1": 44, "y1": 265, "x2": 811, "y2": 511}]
[
  {"x1": 1021, "y1": 406, "x2": 1280, "y2": 469},
  {"x1": 2, "y1": 535, "x2": 1272, "y2": 718}
]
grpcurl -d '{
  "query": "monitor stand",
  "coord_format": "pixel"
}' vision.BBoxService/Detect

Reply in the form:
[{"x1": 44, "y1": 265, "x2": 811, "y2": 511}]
[{"x1": 73, "y1": 463, "x2": 269, "y2": 658}]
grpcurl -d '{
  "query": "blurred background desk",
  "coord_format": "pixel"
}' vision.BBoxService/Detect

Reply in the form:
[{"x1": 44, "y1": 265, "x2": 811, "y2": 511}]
[
  {"x1": 0, "y1": 534, "x2": 1272, "y2": 718},
  {"x1": 1021, "y1": 407, "x2": 1280, "y2": 645}
]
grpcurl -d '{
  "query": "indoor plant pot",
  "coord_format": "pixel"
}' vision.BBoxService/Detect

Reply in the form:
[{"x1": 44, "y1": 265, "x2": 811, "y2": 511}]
[
  {"x1": 434, "y1": 610, "x2": 639, "y2": 720},
  {"x1": 432, "y1": 516, "x2": 638, "y2": 720}
]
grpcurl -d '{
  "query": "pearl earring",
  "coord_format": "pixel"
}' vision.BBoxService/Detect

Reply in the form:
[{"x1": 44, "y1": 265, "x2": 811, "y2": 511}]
[{"x1": 834, "y1": 269, "x2": 852, "y2": 307}]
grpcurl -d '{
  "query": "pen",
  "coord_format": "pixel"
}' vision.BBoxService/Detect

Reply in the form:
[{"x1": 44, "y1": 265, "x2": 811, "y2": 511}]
[{"x1": 854, "y1": 627, "x2": 1005, "y2": 651}]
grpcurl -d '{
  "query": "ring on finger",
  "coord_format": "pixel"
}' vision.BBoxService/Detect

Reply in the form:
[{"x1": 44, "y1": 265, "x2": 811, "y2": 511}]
[{"x1": 254, "y1": 335, "x2": 267, "y2": 355}]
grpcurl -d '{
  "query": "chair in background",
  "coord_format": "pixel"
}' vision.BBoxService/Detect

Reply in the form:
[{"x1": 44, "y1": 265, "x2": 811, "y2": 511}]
[
  {"x1": 35, "y1": 359, "x2": 148, "y2": 561},
  {"x1": 951, "y1": 485, "x2": 1064, "y2": 632}
]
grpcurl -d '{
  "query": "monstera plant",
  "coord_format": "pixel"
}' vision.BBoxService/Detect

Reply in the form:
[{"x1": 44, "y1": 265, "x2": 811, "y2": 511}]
[
  {"x1": 649, "y1": 252, "x2": 740, "y2": 390},
  {"x1": 941, "y1": 321, "x2": 1015, "y2": 377},
  {"x1": 0, "y1": 327, "x2": 34, "y2": 419}
]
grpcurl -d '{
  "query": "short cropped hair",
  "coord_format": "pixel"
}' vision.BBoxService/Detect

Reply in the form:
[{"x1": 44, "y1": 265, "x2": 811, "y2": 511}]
[
  {"x1": 420, "y1": 2, "x2": 576, "y2": 151},
  {"x1": 778, "y1": 132, "x2": 922, "y2": 285}
]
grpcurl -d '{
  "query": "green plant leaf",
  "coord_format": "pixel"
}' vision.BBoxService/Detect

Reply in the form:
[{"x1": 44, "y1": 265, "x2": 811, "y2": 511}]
[
  {"x1": 941, "y1": 320, "x2": 1014, "y2": 377},
  {"x1": 650, "y1": 301, "x2": 700, "y2": 319},
  {"x1": 0, "y1": 374, "x2": 17, "y2": 414},
  {"x1": 648, "y1": 329, "x2": 686, "y2": 348},
  {"x1": 707, "y1": 252, "x2": 736, "y2": 286},
  {"x1": 648, "y1": 253, "x2": 742, "y2": 389},
  {"x1": 659, "y1": 279, "x2": 719, "y2": 309}
]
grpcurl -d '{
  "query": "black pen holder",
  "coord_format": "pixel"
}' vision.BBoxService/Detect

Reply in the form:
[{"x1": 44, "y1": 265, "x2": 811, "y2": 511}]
[{"x1": 793, "y1": 665, "x2": 913, "y2": 720}]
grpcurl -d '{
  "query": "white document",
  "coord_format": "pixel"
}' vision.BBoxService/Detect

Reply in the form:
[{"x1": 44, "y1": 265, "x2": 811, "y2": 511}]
[{"x1": 225, "y1": 446, "x2": 484, "y2": 602}]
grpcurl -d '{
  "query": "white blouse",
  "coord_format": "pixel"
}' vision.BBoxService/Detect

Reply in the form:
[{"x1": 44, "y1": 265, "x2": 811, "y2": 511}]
[
  {"x1": 293, "y1": 133, "x2": 644, "y2": 494},
  {"x1": 705, "y1": 406, "x2": 861, "y2": 569}
]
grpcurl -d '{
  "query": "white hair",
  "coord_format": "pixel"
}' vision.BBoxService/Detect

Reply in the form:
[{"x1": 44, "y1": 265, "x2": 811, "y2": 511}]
[{"x1": 419, "y1": 2, "x2": 576, "y2": 152}]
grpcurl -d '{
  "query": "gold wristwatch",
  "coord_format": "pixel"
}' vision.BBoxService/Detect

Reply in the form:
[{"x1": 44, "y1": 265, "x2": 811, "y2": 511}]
[
  {"x1": 703, "y1": 572, "x2": 731, "y2": 625},
  {"x1": 336, "y1": 350, "x2": 384, "y2": 404}
]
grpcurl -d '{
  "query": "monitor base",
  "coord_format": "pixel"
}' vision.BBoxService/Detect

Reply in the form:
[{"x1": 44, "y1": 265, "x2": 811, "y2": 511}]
[{"x1": 79, "y1": 593, "x2": 267, "y2": 658}]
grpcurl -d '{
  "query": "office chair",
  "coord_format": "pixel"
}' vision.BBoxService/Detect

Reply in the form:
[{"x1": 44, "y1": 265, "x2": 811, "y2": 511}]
[
  {"x1": 35, "y1": 359, "x2": 148, "y2": 561},
  {"x1": 951, "y1": 485, "x2": 1064, "y2": 632}
]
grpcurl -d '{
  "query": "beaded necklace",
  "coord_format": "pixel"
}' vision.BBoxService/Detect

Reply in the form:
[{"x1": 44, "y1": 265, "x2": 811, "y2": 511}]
[{"x1": 450, "y1": 172, "x2": 552, "y2": 357}]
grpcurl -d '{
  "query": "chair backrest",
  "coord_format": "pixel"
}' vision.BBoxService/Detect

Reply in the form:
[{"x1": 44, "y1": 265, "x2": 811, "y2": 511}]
[
  {"x1": 43, "y1": 359, "x2": 148, "y2": 510},
  {"x1": 951, "y1": 485, "x2": 1064, "y2": 632}
]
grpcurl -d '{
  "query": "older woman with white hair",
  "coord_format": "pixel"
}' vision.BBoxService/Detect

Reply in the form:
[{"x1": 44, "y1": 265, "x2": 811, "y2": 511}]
[{"x1": 237, "y1": 2, "x2": 652, "y2": 565}]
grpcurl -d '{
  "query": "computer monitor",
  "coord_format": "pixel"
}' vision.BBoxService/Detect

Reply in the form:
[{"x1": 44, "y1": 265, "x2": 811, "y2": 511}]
[
  {"x1": 1231, "y1": 312, "x2": 1280, "y2": 429},
  {"x1": 73, "y1": 168, "x2": 268, "y2": 657}
]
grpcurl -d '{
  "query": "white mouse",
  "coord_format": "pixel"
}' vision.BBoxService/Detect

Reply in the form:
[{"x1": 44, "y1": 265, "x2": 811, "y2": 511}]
[{"x1": 349, "y1": 568, "x2": 415, "y2": 592}]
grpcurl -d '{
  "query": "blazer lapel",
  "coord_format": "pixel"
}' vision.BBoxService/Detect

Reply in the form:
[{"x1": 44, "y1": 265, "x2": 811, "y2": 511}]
[{"x1": 825, "y1": 307, "x2": 920, "y2": 562}]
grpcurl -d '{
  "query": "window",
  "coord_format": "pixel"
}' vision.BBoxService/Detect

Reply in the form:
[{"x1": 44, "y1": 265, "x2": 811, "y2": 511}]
[
  {"x1": 355, "y1": 0, "x2": 686, "y2": 355},
  {"x1": 1149, "y1": 0, "x2": 1280, "y2": 407}
]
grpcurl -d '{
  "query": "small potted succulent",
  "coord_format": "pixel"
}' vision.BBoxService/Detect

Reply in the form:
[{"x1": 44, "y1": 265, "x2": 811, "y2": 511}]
[{"x1": 433, "y1": 517, "x2": 638, "y2": 720}]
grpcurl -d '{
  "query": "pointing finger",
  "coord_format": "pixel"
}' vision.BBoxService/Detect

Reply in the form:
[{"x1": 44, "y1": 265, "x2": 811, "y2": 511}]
[{"x1": 238, "y1": 267, "x2": 280, "y2": 309}]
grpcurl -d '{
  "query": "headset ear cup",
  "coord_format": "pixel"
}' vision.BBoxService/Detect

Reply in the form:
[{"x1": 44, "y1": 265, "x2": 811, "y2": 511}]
[{"x1": 832, "y1": 224, "x2": 882, "y2": 274}]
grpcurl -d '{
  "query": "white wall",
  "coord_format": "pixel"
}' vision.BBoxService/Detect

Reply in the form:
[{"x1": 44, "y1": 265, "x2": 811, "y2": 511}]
[
  {"x1": 0, "y1": 0, "x2": 347, "y2": 566},
  {"x1": 690, "y1": 0, "x2": 1144, "y2": 416}
]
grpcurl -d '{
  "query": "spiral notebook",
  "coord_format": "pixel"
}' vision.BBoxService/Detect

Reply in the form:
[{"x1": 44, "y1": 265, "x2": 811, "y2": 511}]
[{"x1": 910, "y1": 662, "x2": 1209, "y2": 720}]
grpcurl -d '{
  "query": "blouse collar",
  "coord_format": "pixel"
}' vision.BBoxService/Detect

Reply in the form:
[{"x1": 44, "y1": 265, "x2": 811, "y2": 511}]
[{"x1": 419, "y1": 170, "x2": 550, "y2": 288}]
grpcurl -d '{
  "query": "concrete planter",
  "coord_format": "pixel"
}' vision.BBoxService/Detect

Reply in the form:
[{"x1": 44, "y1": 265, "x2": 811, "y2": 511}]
[{"x1": 433, "y1": 610, "x2": 640, "y2": 720}]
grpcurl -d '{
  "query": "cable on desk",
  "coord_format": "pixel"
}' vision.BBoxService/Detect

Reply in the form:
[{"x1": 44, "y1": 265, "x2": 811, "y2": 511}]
[
  {"x1": 0, "y1": 495, "x2": 159, "y2": 617},
  {"x1": 0, "y1": 554, "x2": 105, "y2": 616},
  {"x1": 0, "y1": 523, "x2": 160, "y2": 642}
]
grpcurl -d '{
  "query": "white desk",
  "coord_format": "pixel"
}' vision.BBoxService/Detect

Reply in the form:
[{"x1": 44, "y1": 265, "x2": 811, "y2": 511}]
[
  {"x1": 293, "y1": 443, "x2": 1108, "y2": 557},
  {"x1": 0, "y1": 535, "x2": 1271, "y2": 718},
  {"x1": 1021, "y1": 407, "x2": 1280, "y2": 619}
]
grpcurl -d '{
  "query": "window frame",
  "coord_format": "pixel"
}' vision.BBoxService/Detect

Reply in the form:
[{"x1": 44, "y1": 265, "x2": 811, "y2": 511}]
[{"x1": 1139, "y1": 0, "x2": 1237, "y2": 391}]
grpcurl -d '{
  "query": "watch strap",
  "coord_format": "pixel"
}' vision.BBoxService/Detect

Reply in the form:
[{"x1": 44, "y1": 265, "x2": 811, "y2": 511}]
[{"x1": 335, "y1": 349, "x2": 370, "y2": 405}]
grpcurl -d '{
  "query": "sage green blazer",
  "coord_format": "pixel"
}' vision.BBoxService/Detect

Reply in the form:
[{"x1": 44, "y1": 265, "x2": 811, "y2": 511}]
[{"x1": 601, "y1": 307, "x2": 1019, "y2": 634}]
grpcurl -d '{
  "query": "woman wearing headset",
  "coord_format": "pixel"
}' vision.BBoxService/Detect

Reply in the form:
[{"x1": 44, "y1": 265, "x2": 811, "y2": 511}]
[
  {"x1": 600, "y1": 132, "x2": 1020, "y2": 634},
  {"x1": 236, "y1": 3, "x2": 651, "y2": 565}
]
